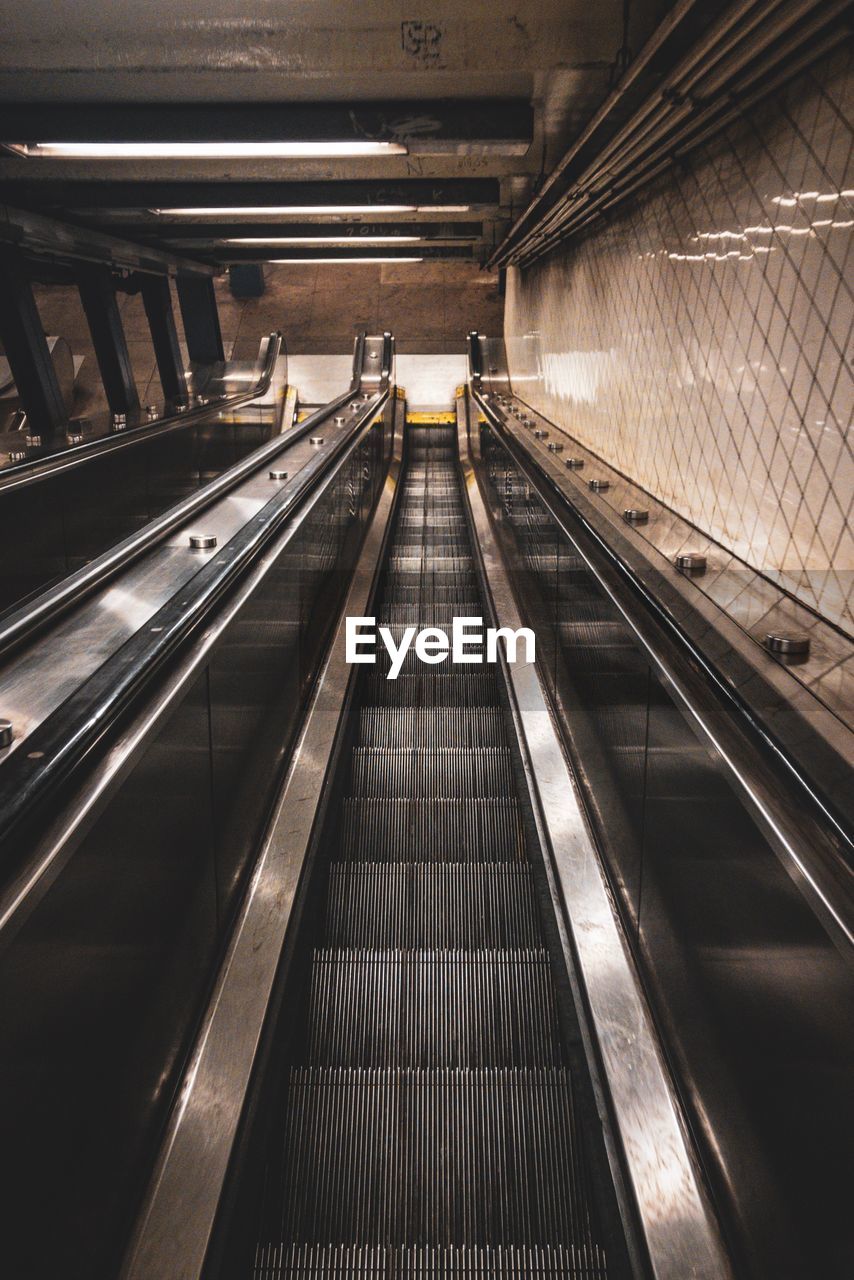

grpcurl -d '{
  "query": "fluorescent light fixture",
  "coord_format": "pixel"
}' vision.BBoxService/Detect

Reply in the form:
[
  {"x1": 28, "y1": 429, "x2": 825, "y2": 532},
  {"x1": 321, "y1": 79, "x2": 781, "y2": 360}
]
[
  {"x1": 263, "y1": 256, "x2": 423, "y2": 263},
  {"x1": 226, "y1": 235, "x2": 422, "y2": 245},
  {"x1": 152, "y1": 204, "x2": 471, "y2": 216},
  {"x1": 10, "y1": 140, "x2": 407, "y2": 160}
]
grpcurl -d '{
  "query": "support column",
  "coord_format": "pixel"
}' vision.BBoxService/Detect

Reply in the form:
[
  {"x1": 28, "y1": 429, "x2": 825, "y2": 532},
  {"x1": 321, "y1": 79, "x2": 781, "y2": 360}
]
[
  {"x1": 0, "y1": 253, "x2": 67, "y2": 437},
  {"x1": 139, "y1": 274, "x2": 188, "y2": 404},
  {"x1": 176, "y1": 274, "x2": 224, "y2": 365},
  {"x1": 77, "y1": 264, "x2": 139, "y2": 415}
]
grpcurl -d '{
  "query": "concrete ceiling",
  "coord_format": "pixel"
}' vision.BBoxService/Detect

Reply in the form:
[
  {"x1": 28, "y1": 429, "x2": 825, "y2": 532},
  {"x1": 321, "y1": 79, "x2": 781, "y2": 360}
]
[{"x1": 0, "y1": 0, "x2": 672, "y2": 266}]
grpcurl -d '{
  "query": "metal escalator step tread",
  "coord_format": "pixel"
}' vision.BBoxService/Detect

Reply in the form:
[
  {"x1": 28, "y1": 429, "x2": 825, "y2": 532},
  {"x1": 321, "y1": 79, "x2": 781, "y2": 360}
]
[
  {"x1": 388, "y1": 559, "x2": 475, "y2": 576},
  {"x1": 397, "y1": 495, "x2": 463, "y2": 505},
  {"x1": 358, "y1": 707, "x2": 508, "y2": 749},
  {"x1": 382, "y1": 585, "x2": 480, "y2": 605},
  {"x1": 396, "y1": 519, "x2": 467, "y2": 532},
  {"x1": 390, "y1": 538, "x2": 471, "y2": 548},
  {"x1": 306, "y1": 949, "x2": 564, "y2": 1068},
  {"x1": 360, "y1": 672, "x2": 500, "y2": 707},
  {"x1": 325, "y1": 864, "x2": 542, "y2": 948},
  {"x1": 271, "y1": 1067, "x2": 593, "y2": 1247},
  {"x1": 389, "y1": 544, "x2": 468, "y2": 555},
  {"x1": 385, "y1": 569, "x2": 478, "y2": 587},
  {"x1": 371, "y1": 648, "x2": 489, "y2": 678},
  {"x1": 253, "y1": 1242, "x2": 607, "y2": 1279},
  {"x1": 376, "y1": 603, "x2": 482, "y2": 625},
  {"x1": 338, "y1": 797, "x2": 527, "y2": 863},
  {"x1": 348, "y1": 748, "x2": 514, "y2": 798}
]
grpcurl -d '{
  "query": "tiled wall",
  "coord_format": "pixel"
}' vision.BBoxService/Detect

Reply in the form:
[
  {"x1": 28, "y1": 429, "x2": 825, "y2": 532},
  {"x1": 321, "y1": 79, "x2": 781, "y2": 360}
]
[
  {"x1": 504, "y1": 45, "x2": 853, "y2": 636},
  {"x1": 228, "y1": 260, "x2": 503, "y2": 358}
]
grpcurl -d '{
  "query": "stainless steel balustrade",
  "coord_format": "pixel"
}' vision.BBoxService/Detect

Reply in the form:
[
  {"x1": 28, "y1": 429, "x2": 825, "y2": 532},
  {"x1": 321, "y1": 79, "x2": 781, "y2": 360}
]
[
  {"x1": 0, "y1": 333, "x2": 397, "y2": 1280},
  {"x1": 0, "y1": 332, "x2": 284, "y2": 616}
]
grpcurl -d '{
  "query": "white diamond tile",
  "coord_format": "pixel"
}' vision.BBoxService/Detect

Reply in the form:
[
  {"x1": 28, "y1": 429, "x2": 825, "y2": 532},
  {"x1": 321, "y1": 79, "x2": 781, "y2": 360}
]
[{"x1": 505, "y1": 47, "x2": 854, "y2": 636}]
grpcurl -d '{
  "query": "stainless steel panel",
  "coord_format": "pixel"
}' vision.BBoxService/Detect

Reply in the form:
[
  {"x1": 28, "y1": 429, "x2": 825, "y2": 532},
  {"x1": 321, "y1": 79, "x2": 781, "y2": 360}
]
[
  {"x1": 0, "y1": 670, "x2": 218, "y2": 1280},
  {"x1": 0, "y1": 402, "x2": 372, "y2": 756},
  {"x1": 0, "y1": 341, "x2": 285, "y2": 615},
  {"x1": 120, "y1": 396, "x2": 403, "y2": 1280},
  {"x1": 0, "y1": 398, "x2": 396, "y2": 1280}
]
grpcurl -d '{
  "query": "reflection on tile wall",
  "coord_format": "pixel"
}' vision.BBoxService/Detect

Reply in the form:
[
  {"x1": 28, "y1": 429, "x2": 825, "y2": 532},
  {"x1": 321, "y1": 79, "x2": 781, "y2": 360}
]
[{"x1": 505, "y1": 45, "x2": 854, "y2": 635}]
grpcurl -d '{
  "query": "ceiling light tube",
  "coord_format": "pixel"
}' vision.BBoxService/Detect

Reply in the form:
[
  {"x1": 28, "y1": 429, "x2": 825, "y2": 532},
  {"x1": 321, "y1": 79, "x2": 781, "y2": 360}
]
[
  {"x1": 259, "y1": 256, "x2": 423, "y2": 263},
  {"x1": 10, "y1": 140, "x2": 407, "y2": 160},
  {"x1": 225, "y1": 235, "x2": 422, "y2": 245},
  {"x1": 152, "y1": 204, "x2": 471, "y2": 216}
]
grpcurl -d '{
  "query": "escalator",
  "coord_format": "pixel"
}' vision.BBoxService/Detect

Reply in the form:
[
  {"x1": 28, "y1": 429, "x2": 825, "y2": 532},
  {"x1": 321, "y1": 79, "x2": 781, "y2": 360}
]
[
  {"x1": 118, "y1": 396, "x2": 731, "y2": 1280},
  {"x1": 247, "y1": 423, "x2": 618, "y2": 1276},
  {"x1": 3, "y1": 354, "x2": 848, "y2": 1280}
]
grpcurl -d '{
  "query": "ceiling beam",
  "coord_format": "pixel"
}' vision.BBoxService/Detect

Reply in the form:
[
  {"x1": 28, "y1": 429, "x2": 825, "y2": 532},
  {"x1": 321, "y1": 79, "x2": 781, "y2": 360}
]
[
  {"x1": 0, "y1": 204, "x2": 213, "y2": 275},
  {"x1": 216, "y1": 244, "x2": 475, "y2": 262},
  {"x1": 0, "y1": 100, "x2": 532, "y2": 157},
  {"x1": 130, "y1": 221, "x2": 484, "y2": 241},
  {"x1": 0, "y1": 178, "x2": 501, "y2": 211}
]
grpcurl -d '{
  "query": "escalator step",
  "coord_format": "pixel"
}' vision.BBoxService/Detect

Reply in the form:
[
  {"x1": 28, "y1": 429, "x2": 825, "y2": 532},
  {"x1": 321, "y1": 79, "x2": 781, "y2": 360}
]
[
  {"x1": 383, "y1": 585, "x2": 480, "y2": 604},
  {"x1": 325, "y1": 864, "x2": 542, "y2": 948},
  {"x1": 377, "y1": 603, "x2": 481, "y2": 625},
  {"x1": 361, "y1": 672, "x2": 500, "y2": 707},
  {"x1": 358, "y1": 708, "x2": 508, "y2": 749},
  {"x1": 349, "y1": 748, "x2": 514, "y2": 797},
  {"x1": 385, "y1": 571, "x2": 479, "y2": 596},
  {"x1": 306, "y1": 949, "x2": 564, "y2": 1067},
  {"x1": 271, "y1": 1068, "x2": 591, "y2": 1246},
  {"x1": 390, "y1": 541, "x2": 472, "y2": 555},
  {"x1": 247, "y1": 427, "x2": 614, "y2": 1278},
  {"x1": 338, "y1": 797, "x2": 527, "y2": 863},
  {"x1": 396, "y1": 521, "x2": 467, "y2": 534},
  {"x1": 253, "y1": 1242, "x2": 607, "y2": 1279}
]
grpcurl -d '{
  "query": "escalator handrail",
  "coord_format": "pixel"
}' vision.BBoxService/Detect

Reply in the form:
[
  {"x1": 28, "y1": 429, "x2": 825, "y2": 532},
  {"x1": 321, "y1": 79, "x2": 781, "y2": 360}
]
[
  {"x1": 0, "y1": 335, "x2": 358, "y2": 664},
  {"x1": 469, "y1": 376, "x2": 854, "y2": 953},
  {"x1": 467, "y1": 329, "x2": 483, "y2": 382},
  {"x1": 0, "y1": 330, "x2": 283, "y2": 495},
  {"x1": 0, "y1": 364, "x2": 390, "y2": 882}
]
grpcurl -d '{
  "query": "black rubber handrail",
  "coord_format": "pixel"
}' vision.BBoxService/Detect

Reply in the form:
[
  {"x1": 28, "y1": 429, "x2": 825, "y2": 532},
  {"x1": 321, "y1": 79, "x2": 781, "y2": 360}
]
[
  {"x1": 0, "y1": 334, "x2": 356, "y2": 664},
  {"x1": 0, "y1": 377, "x2": 391, "y2": 870},
  {"x1": 0, "y1": 330, "x2": 283, "y2": 495}
]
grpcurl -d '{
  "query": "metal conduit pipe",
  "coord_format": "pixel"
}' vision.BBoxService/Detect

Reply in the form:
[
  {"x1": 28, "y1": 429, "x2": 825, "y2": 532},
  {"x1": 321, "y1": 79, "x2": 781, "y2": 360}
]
[
  {"x1": 489, "y1": 0, "x2": 758, "y2": 262},
  {"x1": 505, "y1": 0, "x2": 820, "y2": 258},
  {"x1": 517, "y1": 0, "x2": 837, "y2": 255},
  {"x1": 510, "y1": 11, "x2": 845, "y2": 265},
  {"x1": 490, "y1": 0, "x2": 845, "y2": 267},
  {"x1": 518, "y1": 14, "x2": 846, "y2": 264},
  {"x1": 511, "y1": 12, "x2": 848, "y2": 263}
]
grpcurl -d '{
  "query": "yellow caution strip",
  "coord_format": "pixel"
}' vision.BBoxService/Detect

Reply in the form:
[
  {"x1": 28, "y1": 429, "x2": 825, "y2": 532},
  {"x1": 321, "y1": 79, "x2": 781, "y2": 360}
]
[{"x1": 406, "y1": 411, "x2": 457, "y2": 425}]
